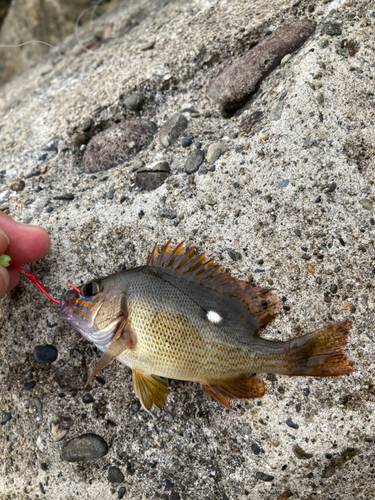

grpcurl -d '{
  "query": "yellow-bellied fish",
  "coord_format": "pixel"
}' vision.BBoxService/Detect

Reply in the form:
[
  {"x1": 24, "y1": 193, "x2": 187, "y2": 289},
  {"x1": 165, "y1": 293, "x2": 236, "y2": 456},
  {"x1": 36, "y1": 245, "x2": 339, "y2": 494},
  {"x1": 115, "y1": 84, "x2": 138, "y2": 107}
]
[{"x1": 60, "y1": 242, "x2": 354, "y2": 411}]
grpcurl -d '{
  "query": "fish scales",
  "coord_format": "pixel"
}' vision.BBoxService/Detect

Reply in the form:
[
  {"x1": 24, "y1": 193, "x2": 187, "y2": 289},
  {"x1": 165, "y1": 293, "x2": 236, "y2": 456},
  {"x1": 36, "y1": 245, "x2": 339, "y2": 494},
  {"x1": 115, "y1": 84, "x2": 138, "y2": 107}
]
[{"x1": 60, "y1": 241, "x2": 354, "y2": 411}]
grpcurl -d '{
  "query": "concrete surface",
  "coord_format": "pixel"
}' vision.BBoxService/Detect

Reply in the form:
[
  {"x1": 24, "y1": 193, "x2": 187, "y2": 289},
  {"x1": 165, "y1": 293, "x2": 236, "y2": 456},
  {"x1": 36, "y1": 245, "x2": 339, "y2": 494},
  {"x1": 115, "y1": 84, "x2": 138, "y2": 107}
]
[{"x1": 0, "y1": 0, "x2": 374, "y2": 498}]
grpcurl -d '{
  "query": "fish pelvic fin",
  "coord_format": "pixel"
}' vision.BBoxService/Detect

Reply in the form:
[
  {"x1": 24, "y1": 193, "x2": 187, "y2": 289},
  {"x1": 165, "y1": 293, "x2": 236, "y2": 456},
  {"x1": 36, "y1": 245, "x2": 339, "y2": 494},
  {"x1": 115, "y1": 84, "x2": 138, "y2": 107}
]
[
  {"x1": 85, "y1": 321, "x2": 136, "y2": 387},
  {"x1": 202, "y1": 374, "x2": 266, "y2": 409},
  {"x1": 286, "y1": 320, "x2": 354, "y2": 377},
  {"x1": 147, "y1": 242, "x2": 281, "y2": 332},
  {"x1": 132, "y1": 369, "x2": 168, "y2": 411}
]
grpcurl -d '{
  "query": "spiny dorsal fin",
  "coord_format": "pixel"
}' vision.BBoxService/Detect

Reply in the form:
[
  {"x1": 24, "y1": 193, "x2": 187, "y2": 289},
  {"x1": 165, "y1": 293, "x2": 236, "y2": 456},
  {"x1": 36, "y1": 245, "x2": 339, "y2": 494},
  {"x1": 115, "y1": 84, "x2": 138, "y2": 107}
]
[{"x1": 147, "y1": 242, "x2": 281, "y2": 330}]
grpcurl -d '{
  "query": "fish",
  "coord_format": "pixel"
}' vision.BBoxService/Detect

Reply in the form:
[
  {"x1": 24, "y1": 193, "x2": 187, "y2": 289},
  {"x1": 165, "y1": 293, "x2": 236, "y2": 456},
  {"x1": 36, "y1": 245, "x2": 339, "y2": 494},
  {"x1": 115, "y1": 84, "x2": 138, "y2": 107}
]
[{"x1": 59, "y1": 241, "x2": 354, "y2": 411}]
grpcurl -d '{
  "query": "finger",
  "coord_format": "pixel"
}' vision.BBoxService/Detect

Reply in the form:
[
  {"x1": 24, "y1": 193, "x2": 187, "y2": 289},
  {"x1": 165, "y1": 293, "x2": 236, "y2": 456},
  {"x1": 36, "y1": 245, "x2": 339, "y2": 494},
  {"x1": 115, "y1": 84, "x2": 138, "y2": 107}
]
[
  {"x1": 0, "y1": 226, "x2": 10, "y2": 255},
  {"x1": 6, "y1": 267, "x2": 20, "y2": 292},
  {"x1": 0, "y1": 265, "x2": 10, "y2": 298},
  {"x1": 0, "y1": 212, "x2": 50, "y2": 263}
]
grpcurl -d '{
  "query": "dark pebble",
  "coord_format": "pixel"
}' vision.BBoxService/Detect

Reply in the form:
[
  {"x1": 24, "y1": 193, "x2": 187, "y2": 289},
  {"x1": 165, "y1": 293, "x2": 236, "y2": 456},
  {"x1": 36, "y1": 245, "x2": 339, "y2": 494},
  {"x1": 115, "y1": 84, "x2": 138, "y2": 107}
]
[
  {"x1": 107, "y1": 189, "x2": 115, "y2": 200},
  {"x1": 61, "y1": 433, "x2": 108, "y2": 462},
  {"x1": 315, "y1": 196, "x2": 321, "y2": 203},
  {"x1": 23, "y1": 381, "x2": 36, "y2": 391},
  {"x1": 226, "y1": 248, "x2": 242, "y2": 261},
  {"x1": 170, "y1": 492, "x2": 181, "y2": 500},
  {"x1": 327, "y1": 182, "x2": 337, "y2": 192},
  {"x1": 0, "y1": 412, "x2": 12, "y2": 425},
  {"x1": 325, "y1": 453, "x2": 333, "y2": 459},
  {"x1": 39, "y1": 482, "x2": 45, "y2": 495},
  {"x1": 124, "y1": 92, "x2": 145, "y2": 112},
  {"x1": 95, "y1": 376, "x2": 106, "y2": 386},
  {"x1": 322, "y1": 21, "x2": 342, "y2": 36},
  {"x1": 135, "y1": 161, "x2": 170, "y2": 191},
  {"x1": 251, "y1": 442, "x2": 262, "y2": 455},
  {"x1": 40, "y1": 463, "x2": 48, "y2": 471},
  {"x1": 306, "y1": 472, "x2": 314, "y2": 479},
  {"x1": 295, "y1": 403, "x2": 301, "y2": 412},
  {"x1": 108, "y1": 466, "x2": 124, "y2": 483},
  {"x1": 294, "y1": 229, "x2": 301, "y2": 237},
  {"x1": 82, "y1": 119, "x2": 156, "y2": 173},
  {"x1": 303, "y1": 387, "x2": 310, "y2": 396},
  {"x1": 46, "y1": 207, "x2": 54, "y2": 213},
  {"x1": 158, "y1": 113, "x2": 188, "y2": 148},
  {"x1": 82, "y1": 394, "x2": 95, "y2": 404},
  {"x1": 24, "y1": 168, "x2": 41, "y2": 179},
  {"x1": 281, "y1": 464, "x2": 288, "y2": 471},
  {"x1": 185, "y1": 148, "x2": 205, "y2": 174},
  {"x1": 165, "y1": 479, "x2": 174, "y2": 489},
  {"x1": 301, "y1": 246, "x2": 308, "y2": 252},
  {"x1": 34, "y1": 345, "x2": 58, "y2": 364},
  {"x1": 118, "y1": 486, "x2": 126, "y2": 499},
  {"x1": 208, "y1": 19, "x2": 315, "y2": 114},
  {"x1": 10, "y1": 180, "x2": 25, "y2": 192},
  {"x1": 255, "y1": 471, "x2": 274, "y2": 482},
  {"x1": 330, "y1": 284, "x2": 338, "y2": 294},
  {"x1": 181, "y1": 135, "x2": 194, "y2": 147},
  {"x1": 286, "y1": 417, "x2": 299, "y2": 429},
  {"x1": 54, "y1": 194, "x2": 74, "y2": 201}
]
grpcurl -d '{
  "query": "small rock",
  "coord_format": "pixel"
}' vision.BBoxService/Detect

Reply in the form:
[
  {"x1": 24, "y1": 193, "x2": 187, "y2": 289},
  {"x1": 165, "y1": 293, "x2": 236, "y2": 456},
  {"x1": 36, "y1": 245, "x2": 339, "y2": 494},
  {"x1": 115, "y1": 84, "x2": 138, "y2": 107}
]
[
  {"x1": 280, "y1": 54, "x2": 291, "y2": 65},
  {"x1": 293, "y1": 444, "x2": 313, "y2": 459},
  {"x1": 286, "y1": 417, "x2": 299, "y2": 429},
  {"x1": 319, "y1": 38, "x2": 329, "y2": 49},
  {"x1": 330, "y1": 284, "x2": 338, "y2": 294},
  {"x1": 322, "y1": 21, "x2": 342, "y2": 36},
  {"x1": 278, "y1": 179, "x2": 289, "y2": 189},
  {"x1": 270, "y1": 101, "x2": 284, "y2": 121},
  {"x1": 327, "y1": 182, "x2": 337, "y2": 192},
  {"x1": 47, "y1": 414, "x2": 73, "y2": 441},
  {"x1": 108, "y1": 466, "x2": 124, "y2": 483},
  {"x1": 24, "y1": 168, "x2": 41, "y2": 179},
  {"x1": 10, "y1": 180, "x2": 25, "y2": 192},
  {"x1": 255, "y1": 471, "x2": 274, "y2": 482},
  {"x1": 259, "y1": 133, "x2": 269, "y2": 141},
  {"x1": 185, "y1": 149, "x2": 205, "y2": 174},
  {"x1": 135, "y1": 161, "x2": 170, "y2": 191},
  {"x1": 208, "y1": 19, "x2": 316, "y2": 113},
  {"x1": 23, "y1": 381, "x2": 36, "y2": 391},
  {"x1": 61, "y1": 433, "x2": 109, "y2": 462},
  {"x1": 118, "y1": 486, "x2": 126, "y2": 499},
  {"x1": 82, "y1": 119, "x2": 156, "y2": 173},
  {"x1": 181, "y1": 135, "x2": 194, "y2": 147},
  {"x1": 347, "y1": 40, "x2": 359, "y2": 57},
  {"x1": 251, "y1": 442, "x2": 262, "y2": 455},
  {"x1": 140, "y1": 40, "x2": 155, "y2": 51},
  {"x1": 54, "y1": 194, "x2": 74, "y2": 201},
  {"x1": 82, "y1": 394, "x2": 95, "y2": 404},
  {"x1": 34, "y1": 397, "x2": 43, "y2": 421},
  {"x1": 40, "y1": 463, "x2": 48, "y2": 471},
  {"x1": 158, "y1": 113, "x2": 188, "y2": 148},
  {"x1": 34, "y1": 345, "x2": 58, "y2": 364},
  {"x1": 0, "y1": 412, "x2": 12, "y2": 425},
  {"x1": 360, "y1": 198, "x2": 373, "y2": 211},
  {"x1": 81, "y1": 118, "x2": 93, "y2": 131},
  {"x1": 124, "y1": 92, "x2": 145, "y2": 112},
  {"x1": 71, "y1": 131, "x2": 89, "y2": 148},
  {"x1": 226, "y1": 248, "x2": 242, "y2": 261},
  {"x1": 206, "y1": 142, "x2": 229, "y2": 164}
]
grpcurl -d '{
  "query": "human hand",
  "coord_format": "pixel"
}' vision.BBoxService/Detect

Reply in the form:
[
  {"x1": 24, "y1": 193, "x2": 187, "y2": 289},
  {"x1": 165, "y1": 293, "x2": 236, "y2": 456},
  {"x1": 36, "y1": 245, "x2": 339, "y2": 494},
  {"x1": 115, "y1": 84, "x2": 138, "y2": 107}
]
[{"x1": 0, "y1": 212, "x2": 50, "y2": 299}]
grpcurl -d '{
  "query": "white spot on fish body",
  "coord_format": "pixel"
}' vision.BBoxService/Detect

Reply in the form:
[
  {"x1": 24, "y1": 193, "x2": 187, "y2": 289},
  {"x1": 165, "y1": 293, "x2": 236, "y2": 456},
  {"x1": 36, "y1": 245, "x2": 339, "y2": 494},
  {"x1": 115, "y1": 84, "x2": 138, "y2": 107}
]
[{"x1": 207, "y1": 310, "x2": 222, "y2": 325}]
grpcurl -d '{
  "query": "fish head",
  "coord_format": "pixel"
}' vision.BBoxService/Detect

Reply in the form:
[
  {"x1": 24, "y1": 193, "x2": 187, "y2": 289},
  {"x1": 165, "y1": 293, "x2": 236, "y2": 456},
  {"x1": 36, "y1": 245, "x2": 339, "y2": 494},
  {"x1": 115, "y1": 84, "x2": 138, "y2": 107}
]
[{"x1": 59, "y1": 277, "x2": 126, "y2": 348}]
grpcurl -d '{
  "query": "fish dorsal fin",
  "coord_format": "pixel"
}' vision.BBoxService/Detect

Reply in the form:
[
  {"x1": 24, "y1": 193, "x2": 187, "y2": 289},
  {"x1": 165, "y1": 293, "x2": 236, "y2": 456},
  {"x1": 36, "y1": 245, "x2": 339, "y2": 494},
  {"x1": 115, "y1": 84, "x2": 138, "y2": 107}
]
[{"x1": 147, "y1": 242, "x2": 281, "y2": 330}]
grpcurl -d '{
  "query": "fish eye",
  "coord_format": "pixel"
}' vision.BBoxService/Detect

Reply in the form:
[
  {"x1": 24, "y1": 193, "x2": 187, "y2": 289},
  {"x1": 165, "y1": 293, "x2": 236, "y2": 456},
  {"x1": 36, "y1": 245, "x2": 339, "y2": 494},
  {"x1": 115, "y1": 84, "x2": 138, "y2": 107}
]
[{"x1": 82, "y1": 281, "x2": 101, "y2": 297}]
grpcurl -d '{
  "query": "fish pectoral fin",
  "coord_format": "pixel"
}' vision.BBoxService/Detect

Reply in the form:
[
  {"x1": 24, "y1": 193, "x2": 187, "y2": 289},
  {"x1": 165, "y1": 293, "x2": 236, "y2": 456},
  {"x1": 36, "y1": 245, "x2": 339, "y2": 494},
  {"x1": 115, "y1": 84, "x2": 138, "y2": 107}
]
[
  {"x1": 132, "y1": 369, "x2": 168, "y2": 411},
  {"x1": 85, "y1": 323, "x2": 136, "y2": 387},
  {"x1": 202, "y1": 374, "x2": 266, "y2": 409}
]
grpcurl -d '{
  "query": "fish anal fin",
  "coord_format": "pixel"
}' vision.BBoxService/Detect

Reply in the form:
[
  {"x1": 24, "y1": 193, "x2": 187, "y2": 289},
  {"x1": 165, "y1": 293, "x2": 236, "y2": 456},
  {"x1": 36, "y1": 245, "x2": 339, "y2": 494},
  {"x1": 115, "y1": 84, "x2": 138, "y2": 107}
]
[
  {"x1": 133, "y1": 369, "x2": 168, "y2": 411},
  {"x1": 86, "y1": 321, "x2": 136, "y2": 387},
  {"x1": 147, "y1": 242, "x2": 281, "y2": 330},
  {"x1": 202, "y1": 374, "x2": 266, "y2": 409}
]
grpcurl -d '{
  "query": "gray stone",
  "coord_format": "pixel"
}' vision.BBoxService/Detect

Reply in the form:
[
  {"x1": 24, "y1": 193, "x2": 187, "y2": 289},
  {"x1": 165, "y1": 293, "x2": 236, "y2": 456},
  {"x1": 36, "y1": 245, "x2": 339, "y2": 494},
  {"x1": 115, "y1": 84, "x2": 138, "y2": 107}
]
[
  {"x1": 135, "y1": 161, "x2": 170, "y2": 191},
  {"x1": 158, "y1": 113, "x2": 188, "y2": 148},
  {"x1": 206, "y1": 143, "x2": 229, "y2": 164},
  {"x1": 255, "y1": 471, "x2": 274, "y2": 482},
  {"x1": 208, "y1": 19, "x2": 316, "y2": 113},
  {"x1": 108, "y1": 466, "x2": 124, "y2": 483},
  {"x1": 270, "y1": 101, "x2": 284, "y2": 121},
  {"x1": 61, "y1": 433, "x2": 108, "y2": 462},
  {"x1": 124, "y1": 92, "x2": 146, "y2": 112},
  {"x1": 322, "y1": 21, "x2": 342, "y2": 36},
  {"x1": 185, "y1": 149, "x2": 205, "y2": 174},
  {"x1": 82, "y1": 119, "x2": 156, "y2": 173}
]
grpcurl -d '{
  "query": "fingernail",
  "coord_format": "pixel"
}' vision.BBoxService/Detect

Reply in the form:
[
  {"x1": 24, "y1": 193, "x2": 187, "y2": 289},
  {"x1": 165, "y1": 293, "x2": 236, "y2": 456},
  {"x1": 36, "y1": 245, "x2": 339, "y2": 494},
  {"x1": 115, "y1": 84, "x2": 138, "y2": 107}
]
[
  {"x1": 0, "y1": 265, "x2": 10, "y2": 297},
  {"x1": 0, "y1": 227, "x2": 9, "y2": 247}
]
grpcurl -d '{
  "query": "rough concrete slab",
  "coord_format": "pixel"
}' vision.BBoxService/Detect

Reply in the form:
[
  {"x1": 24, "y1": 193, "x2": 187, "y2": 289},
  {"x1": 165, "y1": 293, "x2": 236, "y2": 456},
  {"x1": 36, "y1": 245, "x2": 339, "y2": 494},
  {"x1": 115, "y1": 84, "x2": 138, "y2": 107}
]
[{"x1": 0, "y1": 0, "x2": 374, "y2": 499}]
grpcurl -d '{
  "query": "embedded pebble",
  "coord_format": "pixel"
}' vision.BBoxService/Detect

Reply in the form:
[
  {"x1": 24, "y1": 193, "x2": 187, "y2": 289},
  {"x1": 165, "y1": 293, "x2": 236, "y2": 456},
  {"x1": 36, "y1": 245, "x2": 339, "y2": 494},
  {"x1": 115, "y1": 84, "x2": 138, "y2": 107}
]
[
  {"x1": 34, "y1": 397, "x2": 43, "y2": 421},
  {"x1": 135, "y1": 161, "x2": 170, "y2": 191},
  {"x1": 124, "y1": 92, "x2": 145, "y2": 112},
  {"x1": 226, "y1": 248, "x2": 242, "y2": 261},
  {"x1": 61, "y1": 433, "x2": 109, "y2": 462},
  {"x1": 360, "y1": 198, "x2": 373, "y2": 211},
  {"x1": 118, "y1": 486, "x2": 126, "y2": 499},
  {"x1": 293, "y1": 444, "x2": 313, "y2": 459},
  {"x1": 181, "y1": 135, "x2": 194, "y2": 147},
  {"x1": 10, "y1": 180, "x2": 25, "y2": 192},
  {"x1": 0, "y1": 412, "x2": 12, "y2": 425},
  {"x1": 82, "y1": 119, "x2": 156, "y2": 173},
  {"x1": 206, "y1": 143, "x2": 229, "y2": 164},
  {"x1": 108, "y1": 466, "x2": 125, "y2": 483},
  {"x1": 34, "y1": 345, "x2": 58, "y2": 364},
  {"x1": 322, "y1": 21, "x2": 342, "y2": 36},
  {"x1": 23, "y1": 381, "x2": 36, "y2": 391},
  {"x1": 47, "y1": 414, "x2": 73, "y2": 441},
  {"x1": 286, "y1": 417, "x2": 299, "y2": 429},
  {"x1": 158, "y1": 113, "x2": 188, "y2": 148},
  {"x1": 208, "y1": 19, "x2": 316, "y2": 113},
  {"x1": 255, "y1": 471, "x2": 274, "y2": 482},
  {"x1": 185, "y1": 149, "x2": 205, "y2": 174},
  {"x1": 82, "y1": 394, "x2": 95, "y2": 404}
]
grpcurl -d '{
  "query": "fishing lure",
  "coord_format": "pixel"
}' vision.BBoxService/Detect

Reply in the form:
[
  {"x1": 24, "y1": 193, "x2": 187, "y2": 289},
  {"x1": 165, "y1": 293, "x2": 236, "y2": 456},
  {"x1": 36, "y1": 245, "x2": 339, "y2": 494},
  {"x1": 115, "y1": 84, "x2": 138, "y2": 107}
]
[{"x1": 56, "y1": 241, "x2": 354, "y2": 411}]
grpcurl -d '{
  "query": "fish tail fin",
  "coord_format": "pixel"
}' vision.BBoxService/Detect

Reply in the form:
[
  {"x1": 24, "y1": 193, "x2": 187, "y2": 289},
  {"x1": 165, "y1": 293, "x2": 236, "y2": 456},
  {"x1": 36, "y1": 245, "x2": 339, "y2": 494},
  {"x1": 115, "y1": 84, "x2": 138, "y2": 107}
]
[{"x1": 287, "y1": 320, "x2": 354, "y2": 377}]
